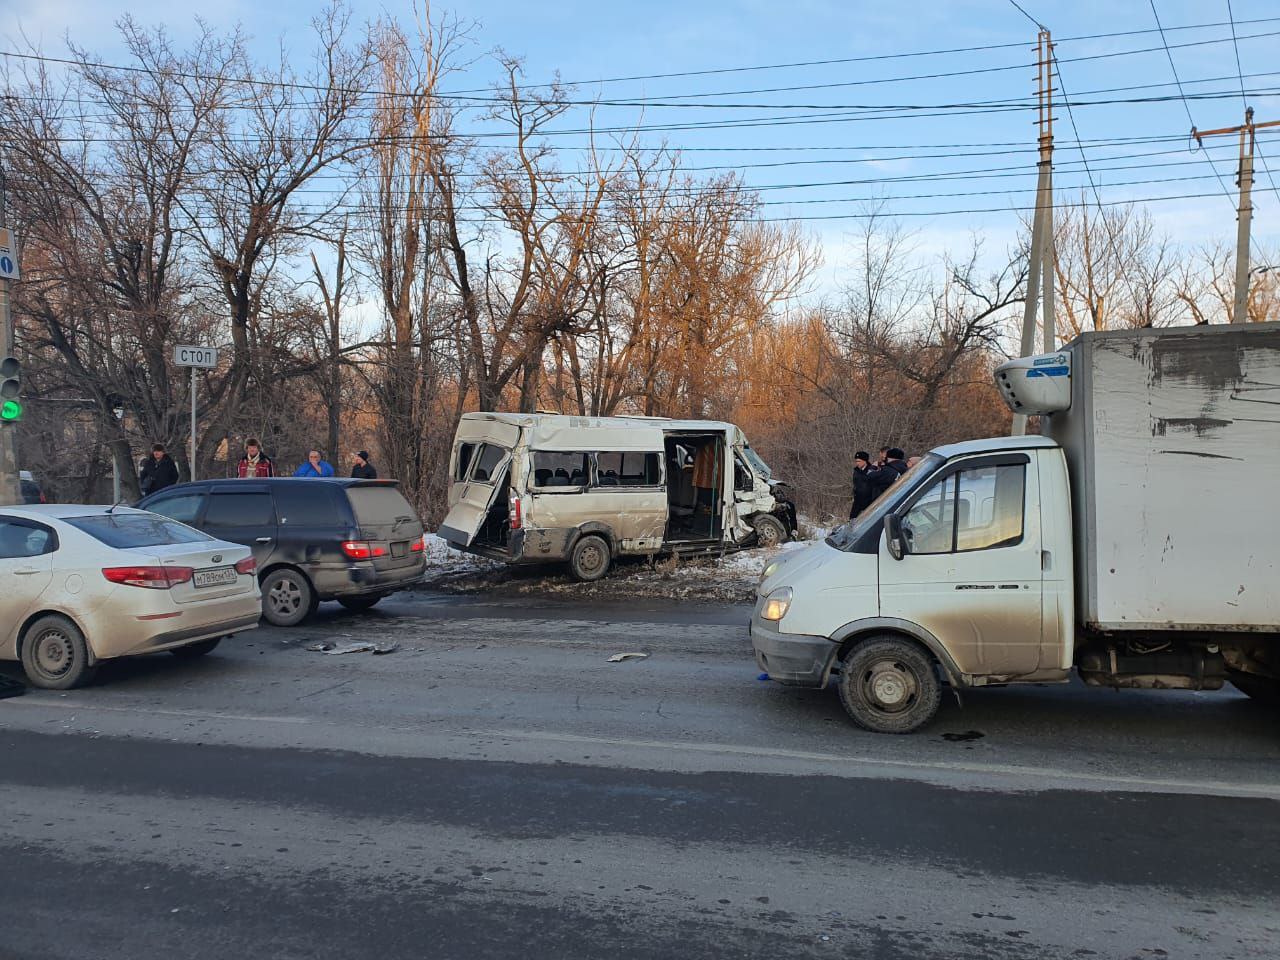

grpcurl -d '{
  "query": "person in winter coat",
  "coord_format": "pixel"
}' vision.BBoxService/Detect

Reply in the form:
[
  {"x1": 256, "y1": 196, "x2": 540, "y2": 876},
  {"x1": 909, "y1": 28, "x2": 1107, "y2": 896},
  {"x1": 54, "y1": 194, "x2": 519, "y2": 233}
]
[
  {"x1": 849, "y1": 451, "x2": 876, "y2": 520},
  {"x1": 350, "y1": 451, "x2": 378, "y2": 479},
  {"x1": 237, "y1": 438, "x2": 275, "y2": 478},
  {"x1": 293, "y1": 449, "x2": 335, "y2": 478},
  {"x1": 868, "y1": 447, "x2": 909, "y2": 500},
  {"x1": 139, "y1": 443, "x2": 179, "y2": 495}
]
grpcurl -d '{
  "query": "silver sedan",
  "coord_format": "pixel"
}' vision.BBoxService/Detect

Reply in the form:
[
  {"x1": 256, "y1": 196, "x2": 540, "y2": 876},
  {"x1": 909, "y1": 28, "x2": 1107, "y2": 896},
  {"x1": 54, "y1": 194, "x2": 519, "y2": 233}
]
[{"x1": 0, "y1": 505, "x2": 261, "y2": 689}]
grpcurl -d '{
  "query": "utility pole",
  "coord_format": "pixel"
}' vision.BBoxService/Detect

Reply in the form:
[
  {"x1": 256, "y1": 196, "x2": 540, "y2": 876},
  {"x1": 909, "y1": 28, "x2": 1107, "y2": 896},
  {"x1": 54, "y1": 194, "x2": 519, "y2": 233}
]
[
  {"x1": 1193, "y1": 108, "x2": 1280, "y2": 324},
  {"x1": 0, "y1": 169, "x2": 19, "y2": 506},
  {"x1": 1013, "y1": 28, "x2": 1055, "y2": 436}
]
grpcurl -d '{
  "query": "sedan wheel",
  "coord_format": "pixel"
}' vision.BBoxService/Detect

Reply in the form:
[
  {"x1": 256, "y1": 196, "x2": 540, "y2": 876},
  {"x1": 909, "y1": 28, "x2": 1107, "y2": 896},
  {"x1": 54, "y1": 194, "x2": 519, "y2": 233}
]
[
  {"x1": 21, "y1": 615, "x2": 97, "y2": 690},
  {"x1": 261, "y1": 569, "x2": 314, "y2": 627}
]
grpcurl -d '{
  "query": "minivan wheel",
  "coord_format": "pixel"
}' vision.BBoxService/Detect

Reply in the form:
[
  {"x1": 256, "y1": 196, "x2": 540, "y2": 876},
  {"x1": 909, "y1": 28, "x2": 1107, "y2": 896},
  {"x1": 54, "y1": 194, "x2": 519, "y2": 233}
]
[
  {"x1": 752, "y1": 514, "x2": 788, "y2": 549},
  {"x1": 837, "y1": 636, "x2": 942, "y2": 734},
  {"x1": 170, "y1": 638, "x2": 221, "y2": 659},
  {"x1": 338, "y1": 595, "x2": 384, "y2": 612},
  {"x1": 21, "y1": 615, "x2": 97, "y2": 690},
  {"x1": 569, "y1": 534, "x2": 611, "y2": 582},
  {"x1": 261, "y1": 569, "x2": 314, "y2": 627}
]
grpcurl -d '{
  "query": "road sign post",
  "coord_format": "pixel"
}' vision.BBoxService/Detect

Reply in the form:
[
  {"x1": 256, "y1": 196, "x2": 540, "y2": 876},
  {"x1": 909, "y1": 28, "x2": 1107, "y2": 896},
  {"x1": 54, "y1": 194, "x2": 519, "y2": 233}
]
[{"x1": 173, "y1": 345, "x2": 218, "y2": 483}]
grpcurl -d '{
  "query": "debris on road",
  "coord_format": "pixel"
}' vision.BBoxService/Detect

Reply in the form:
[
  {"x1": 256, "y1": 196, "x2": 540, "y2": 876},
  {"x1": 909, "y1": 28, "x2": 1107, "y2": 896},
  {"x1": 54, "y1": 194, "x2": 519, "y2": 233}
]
[
  {"x1": 607, "y1": 652, "x2": 649, "y2": 663},
  {"x1": 324, "y1": 641, "x2": 376, "y2": 655},
  {"x1": 305, "y1": 639, "x2": 400, "y2": 656}
]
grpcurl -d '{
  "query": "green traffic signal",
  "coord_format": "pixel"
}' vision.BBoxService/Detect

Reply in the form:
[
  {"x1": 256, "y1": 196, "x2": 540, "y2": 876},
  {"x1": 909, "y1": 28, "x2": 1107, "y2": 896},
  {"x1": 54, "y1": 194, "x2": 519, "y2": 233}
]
[{"x1": 0, "y1": 399, "x2": 20, "y2": 421}]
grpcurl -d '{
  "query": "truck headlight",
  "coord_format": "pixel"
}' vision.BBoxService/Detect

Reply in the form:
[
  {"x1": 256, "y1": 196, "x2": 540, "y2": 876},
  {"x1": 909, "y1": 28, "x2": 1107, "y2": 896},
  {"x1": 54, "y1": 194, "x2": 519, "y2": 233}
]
[{"x1": 761, "y1": 587, "x2": 793, "y2": 622}]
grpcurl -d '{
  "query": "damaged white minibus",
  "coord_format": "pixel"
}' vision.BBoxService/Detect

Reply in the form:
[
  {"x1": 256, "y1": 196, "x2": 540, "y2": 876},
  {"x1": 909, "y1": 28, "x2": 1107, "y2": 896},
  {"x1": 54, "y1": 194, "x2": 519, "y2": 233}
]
[{"x1": 440, "y1": 413, "x2": 797, "y2": 580}]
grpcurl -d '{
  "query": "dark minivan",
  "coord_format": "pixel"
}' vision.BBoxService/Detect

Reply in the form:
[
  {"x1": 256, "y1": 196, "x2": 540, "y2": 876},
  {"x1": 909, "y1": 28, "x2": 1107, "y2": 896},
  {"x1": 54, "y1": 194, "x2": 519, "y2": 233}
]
[{"x1": 139, "y1": 478, "x2": 426, "y2": 626}]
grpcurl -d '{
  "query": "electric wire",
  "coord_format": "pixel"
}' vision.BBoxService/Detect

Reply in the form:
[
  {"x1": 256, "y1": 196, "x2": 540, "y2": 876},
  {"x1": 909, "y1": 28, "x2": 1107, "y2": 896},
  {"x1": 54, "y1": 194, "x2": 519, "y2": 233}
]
[{"x1": 1148, "y1": 0, "x2": 1236, "y2": 204}]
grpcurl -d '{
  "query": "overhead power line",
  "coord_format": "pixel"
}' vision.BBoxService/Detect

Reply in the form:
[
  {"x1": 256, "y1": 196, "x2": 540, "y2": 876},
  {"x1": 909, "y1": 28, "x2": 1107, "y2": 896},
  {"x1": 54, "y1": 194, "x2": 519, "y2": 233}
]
[
  {"x1": 4, "y1": 23, "x2": 1280, "y2": 107},
  {"x1": 1148, "y1": 0, "x2": 1236, "y2": 205}
]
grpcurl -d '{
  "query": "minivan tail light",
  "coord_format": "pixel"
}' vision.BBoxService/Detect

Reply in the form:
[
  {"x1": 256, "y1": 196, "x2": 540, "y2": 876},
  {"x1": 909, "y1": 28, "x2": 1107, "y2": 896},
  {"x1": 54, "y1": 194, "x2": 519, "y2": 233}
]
[
  {"x1": 234, "y1": 556, "x2": 257, "y2": 575},
  {"x1": 410, "y1": 535, "x2": 425, "y2": 553},
  {"x1": 509, "y1": 493, "x2": 522, "y2": 531},
  {"x1": 342, "y1": 540, "x2": 386, "y2": 560},
  {"x1": 102, "y1": 565, "x2": 194, "y2": 589}
]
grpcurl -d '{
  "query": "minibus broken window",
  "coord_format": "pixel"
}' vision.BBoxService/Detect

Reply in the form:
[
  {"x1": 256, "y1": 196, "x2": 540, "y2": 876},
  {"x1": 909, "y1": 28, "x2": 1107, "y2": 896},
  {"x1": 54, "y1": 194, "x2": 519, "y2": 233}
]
[
  {"x1": 532, "y1": 452, "x2": 590, "y2": 488},
  {"x1": 595, "y1": 452, "x2": 661, "y2": 487}
]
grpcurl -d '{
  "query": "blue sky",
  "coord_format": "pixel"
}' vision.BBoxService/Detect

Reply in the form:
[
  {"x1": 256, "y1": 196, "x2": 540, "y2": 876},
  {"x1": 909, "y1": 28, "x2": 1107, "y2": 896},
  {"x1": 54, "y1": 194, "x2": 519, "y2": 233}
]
[{"x1": 8, "y1": 0, "x2": 1280, "y2": 290}]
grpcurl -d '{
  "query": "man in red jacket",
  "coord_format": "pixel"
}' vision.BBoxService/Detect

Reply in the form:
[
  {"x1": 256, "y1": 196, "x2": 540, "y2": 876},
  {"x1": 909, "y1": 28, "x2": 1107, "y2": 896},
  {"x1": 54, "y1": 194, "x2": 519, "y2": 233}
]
[{"x1": 237, "y1": 438, "x2": 275, "y2": 478}]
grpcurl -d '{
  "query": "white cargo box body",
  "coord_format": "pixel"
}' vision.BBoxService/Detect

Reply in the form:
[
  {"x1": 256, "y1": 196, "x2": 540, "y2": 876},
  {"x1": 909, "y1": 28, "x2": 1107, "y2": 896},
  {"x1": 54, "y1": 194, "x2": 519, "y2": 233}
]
[{"x1": 1045, "y1": 323, "x2": 1280, "y2": 633}]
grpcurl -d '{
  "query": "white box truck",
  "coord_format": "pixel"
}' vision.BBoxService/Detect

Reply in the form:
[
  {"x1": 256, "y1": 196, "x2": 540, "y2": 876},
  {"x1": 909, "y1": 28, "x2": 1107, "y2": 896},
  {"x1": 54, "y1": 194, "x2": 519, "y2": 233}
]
[{"x1": 751, "y1": 323, "x2": 1280, "y2": 733}]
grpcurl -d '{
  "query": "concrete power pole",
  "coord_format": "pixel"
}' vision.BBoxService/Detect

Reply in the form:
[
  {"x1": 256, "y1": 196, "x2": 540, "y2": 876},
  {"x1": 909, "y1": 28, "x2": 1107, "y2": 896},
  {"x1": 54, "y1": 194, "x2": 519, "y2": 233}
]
[
  {"x1": 1013, "y1": 29, "x2": 1055, "y2": 437},
  {"x1": 0, "y1": 170, "x2": 19, "y2": 506},
  {"x1": 1193, "y1": 108, "x2": 1280, "y2": 324}
]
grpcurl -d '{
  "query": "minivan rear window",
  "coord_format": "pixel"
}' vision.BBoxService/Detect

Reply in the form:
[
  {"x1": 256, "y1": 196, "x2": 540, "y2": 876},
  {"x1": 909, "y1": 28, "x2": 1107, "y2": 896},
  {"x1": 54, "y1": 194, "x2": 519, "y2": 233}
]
[
  {"x1": 66, "y1": 513, "x2": 212, "y2": 548},
  {"x1": 347, "y1": 486, "x2": 420, "y2": 529}
]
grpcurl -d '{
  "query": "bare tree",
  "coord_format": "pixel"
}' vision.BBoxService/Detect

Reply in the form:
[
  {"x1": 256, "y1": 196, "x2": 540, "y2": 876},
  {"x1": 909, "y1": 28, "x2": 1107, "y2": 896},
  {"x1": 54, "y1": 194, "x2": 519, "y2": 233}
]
[{"x1": 185, "y1": 2, "x2": 373, "y2": 464}]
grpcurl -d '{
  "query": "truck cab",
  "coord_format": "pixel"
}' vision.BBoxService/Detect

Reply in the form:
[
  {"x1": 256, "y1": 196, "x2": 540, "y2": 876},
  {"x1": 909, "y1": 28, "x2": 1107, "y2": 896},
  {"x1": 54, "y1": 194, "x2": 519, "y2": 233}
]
[{"x1": 752, "y1": 437, "x2": 1074, "y2": 733}]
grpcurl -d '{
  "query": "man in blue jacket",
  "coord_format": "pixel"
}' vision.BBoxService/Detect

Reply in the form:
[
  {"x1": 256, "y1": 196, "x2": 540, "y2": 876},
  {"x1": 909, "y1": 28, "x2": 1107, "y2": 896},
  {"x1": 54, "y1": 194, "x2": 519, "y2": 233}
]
[{"x1": 293, "y1": 449, "x2": 335, "y2": 478}]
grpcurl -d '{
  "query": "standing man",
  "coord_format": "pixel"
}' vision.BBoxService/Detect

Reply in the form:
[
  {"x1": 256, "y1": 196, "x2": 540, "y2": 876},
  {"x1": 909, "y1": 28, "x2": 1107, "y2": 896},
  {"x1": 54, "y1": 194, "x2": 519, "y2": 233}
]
[
  {"x1": 849, "y1": 451, "x2": 875, "y2": 520},
  {"x1": 869, "y1": 447, "x2": 909, "y2": 500},
  {"x1": 139, "y1": 443, "x2": 179, "y2": 495},
  {"x1": 238, "y1": 438, "x2": 275, "y2": 478},
  {"x1": 294, "y1": 449, "x2": 335, "y2": 478},
  {"x1": 350, "y1": 451, "x2": 378, "y2": 479}
]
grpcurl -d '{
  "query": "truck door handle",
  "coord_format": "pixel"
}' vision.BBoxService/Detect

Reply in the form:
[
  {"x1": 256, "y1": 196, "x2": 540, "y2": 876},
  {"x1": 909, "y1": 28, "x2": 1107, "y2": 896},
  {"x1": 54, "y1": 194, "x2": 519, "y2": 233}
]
[
  {"x1": 14, "y1": 566, "x2": 42, "y2": 575},
  {"x1": 1041, "y1": 550, "x2": 1052, "y2": 572},
  {"x1": 256, "y1": 537, "x2": 272, "y2": 543}
]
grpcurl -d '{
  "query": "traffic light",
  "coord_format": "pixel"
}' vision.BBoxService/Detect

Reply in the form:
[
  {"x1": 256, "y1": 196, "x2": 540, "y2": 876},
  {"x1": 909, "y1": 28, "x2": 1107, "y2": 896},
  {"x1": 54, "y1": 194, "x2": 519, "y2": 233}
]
[{"x1": 0, "y1": 356, "x2": 21, "y2": 422}]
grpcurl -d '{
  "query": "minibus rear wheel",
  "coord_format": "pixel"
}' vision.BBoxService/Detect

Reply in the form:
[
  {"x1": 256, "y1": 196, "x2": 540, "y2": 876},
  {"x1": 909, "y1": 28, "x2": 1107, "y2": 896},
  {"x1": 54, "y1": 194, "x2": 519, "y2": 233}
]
[
  {"x1": 838, "y1": 635, "x2": 942, "y2": 734},
  {"x1": 570, "y1": 534, "x2": 612, "y2": 582}
]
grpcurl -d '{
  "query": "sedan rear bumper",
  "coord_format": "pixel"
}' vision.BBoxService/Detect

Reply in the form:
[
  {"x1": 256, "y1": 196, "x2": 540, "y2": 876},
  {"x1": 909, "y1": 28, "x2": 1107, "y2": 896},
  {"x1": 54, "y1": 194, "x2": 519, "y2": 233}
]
[{"x1": 94, "y1": 592, "x2": 263, "y2": 660}]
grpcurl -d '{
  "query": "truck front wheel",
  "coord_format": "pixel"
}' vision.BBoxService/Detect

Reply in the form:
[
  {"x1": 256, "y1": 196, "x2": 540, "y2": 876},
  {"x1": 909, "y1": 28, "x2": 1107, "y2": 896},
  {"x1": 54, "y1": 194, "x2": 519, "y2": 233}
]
[{"x1": 838, "y1": 636, "x2": 942, "y2": 734}]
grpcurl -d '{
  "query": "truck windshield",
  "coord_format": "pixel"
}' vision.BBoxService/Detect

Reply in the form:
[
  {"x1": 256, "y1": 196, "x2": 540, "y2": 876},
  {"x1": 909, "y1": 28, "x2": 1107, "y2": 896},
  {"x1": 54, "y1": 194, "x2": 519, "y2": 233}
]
[
  {"x1": 740, "y1": 444, "x2": 772, "y2": 479},
  {"x1": 825, "y1": 453, "x2": 944, "y2": 552}
]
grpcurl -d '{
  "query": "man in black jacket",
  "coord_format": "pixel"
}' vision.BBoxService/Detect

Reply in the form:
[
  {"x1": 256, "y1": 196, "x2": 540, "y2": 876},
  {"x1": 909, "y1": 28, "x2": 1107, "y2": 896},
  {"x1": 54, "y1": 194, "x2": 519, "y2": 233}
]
[
  {"x1": 139, "y1": 443, "x2": 179, "y2": 495},
  {"x1": 849, "y1": 451, "x2": 875, "y2": 520},
  {"x1": 350, "y1": 450, "x2": 378, "y2": 479},
  {"x1": 868, "y1": 447, "x2": 909, "y2": 500}
]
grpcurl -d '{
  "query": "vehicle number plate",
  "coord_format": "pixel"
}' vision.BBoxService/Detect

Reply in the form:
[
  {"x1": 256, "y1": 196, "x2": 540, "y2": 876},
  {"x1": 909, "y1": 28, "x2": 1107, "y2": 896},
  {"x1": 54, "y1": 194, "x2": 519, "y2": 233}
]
[
  {"x1": 391, "y1": 541, "x2": 407, "y2": 558},
  {"x1": 194, "y1": 566, "x2": 237, "y2": 588}
]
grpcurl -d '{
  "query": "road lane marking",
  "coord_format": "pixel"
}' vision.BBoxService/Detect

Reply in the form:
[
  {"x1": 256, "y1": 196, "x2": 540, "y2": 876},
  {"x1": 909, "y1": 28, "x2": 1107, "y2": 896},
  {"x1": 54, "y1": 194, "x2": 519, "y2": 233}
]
[
  {"x1": 3, "y1": 699, "x2": 311, "y2": 725},
  {"x1": 491, "y1": 729, "x2": 1280, "y2": 798},
  {"x1": 6, "y1": 698, "x2": 1278, "y2": 798}
]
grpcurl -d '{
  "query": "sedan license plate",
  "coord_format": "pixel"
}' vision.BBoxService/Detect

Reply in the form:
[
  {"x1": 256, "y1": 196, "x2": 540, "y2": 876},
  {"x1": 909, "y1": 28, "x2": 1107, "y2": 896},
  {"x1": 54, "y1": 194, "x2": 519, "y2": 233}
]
[{"x1": 194, "y1": 566, "x2": 238, "y2": 588}]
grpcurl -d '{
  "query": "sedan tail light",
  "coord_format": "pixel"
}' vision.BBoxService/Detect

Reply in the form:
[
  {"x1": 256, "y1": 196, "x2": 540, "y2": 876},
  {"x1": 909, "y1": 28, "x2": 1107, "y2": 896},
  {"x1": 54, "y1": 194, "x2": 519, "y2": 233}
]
[
  {"x1": 234, "y1": 556, "x2": 257, "y2": 575},
  {"x1": 102, "y1": 565, "x2": 194, "y2": 589},
  {"x1": 342, "y1": 540, "x2": 387, "y2": 560}
]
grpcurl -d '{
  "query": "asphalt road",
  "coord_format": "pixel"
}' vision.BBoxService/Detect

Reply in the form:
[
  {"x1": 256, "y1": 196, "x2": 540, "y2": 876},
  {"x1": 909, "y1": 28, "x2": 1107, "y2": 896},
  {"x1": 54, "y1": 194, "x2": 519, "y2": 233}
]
[{"x1": 2, "y1": 589, "x2": 1278, "y2": 959}]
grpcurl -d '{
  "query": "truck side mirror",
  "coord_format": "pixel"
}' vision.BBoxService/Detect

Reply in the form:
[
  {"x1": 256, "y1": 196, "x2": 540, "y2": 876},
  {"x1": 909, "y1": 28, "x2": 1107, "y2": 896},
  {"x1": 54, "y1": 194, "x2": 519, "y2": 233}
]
[{"x1": 884, "y1": 514, "x2": 905, "y2": 561}]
